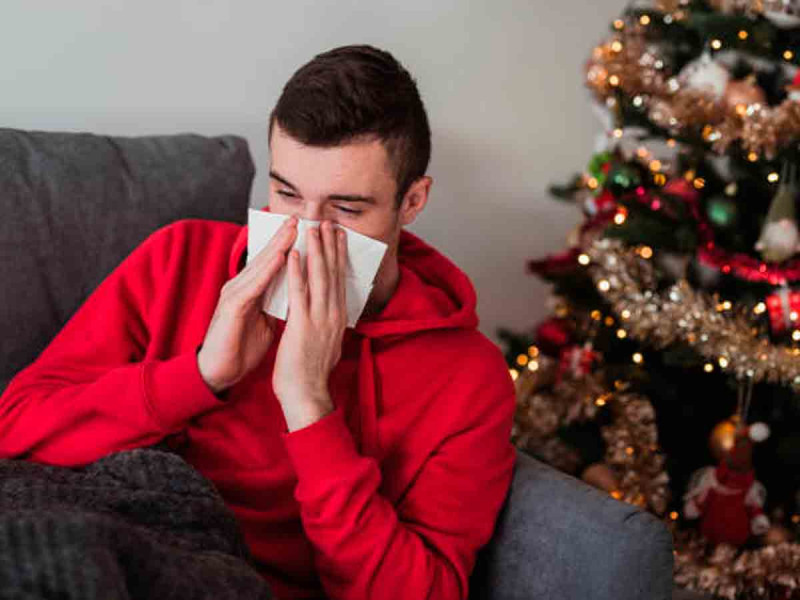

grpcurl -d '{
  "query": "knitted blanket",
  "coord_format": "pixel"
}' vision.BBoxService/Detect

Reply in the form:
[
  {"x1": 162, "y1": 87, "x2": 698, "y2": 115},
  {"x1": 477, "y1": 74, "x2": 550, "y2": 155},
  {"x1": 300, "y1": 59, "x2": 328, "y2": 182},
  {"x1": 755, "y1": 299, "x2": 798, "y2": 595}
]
[{"x1": 0, "y1": 446, "x2": 273, "y2": 599}]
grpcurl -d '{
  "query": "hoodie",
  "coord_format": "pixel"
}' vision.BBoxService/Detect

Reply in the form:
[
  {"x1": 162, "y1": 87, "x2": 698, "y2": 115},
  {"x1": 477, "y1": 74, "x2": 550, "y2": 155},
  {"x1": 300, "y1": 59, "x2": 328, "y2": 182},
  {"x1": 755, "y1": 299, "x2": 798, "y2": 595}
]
[{"x1": 0, "y1": 206, "x2": 517, "y2": 600}]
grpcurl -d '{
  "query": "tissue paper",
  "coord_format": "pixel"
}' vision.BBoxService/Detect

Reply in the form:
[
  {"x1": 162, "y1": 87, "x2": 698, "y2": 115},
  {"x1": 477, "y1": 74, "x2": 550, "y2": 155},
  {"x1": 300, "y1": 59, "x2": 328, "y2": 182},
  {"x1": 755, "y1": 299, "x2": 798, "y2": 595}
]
[{"x1": 246, "y1": 208, "x2": 388, "y2": 328}]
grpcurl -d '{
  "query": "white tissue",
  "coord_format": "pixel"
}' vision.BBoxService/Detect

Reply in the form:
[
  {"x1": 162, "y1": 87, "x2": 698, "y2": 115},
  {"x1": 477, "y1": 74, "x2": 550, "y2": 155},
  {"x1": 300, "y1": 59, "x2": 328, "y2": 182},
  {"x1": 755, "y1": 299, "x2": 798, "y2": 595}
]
[{"x1": 246, "y1": 208, "x2": 388, "y2": 328}]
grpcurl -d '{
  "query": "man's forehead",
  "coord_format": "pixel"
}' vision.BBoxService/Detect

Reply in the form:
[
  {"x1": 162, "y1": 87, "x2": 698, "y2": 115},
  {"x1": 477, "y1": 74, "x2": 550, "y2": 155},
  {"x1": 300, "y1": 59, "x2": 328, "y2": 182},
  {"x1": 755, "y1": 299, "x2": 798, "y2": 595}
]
[{"x1": 269, "y1": 127, "x2": 396, "y2": 195}]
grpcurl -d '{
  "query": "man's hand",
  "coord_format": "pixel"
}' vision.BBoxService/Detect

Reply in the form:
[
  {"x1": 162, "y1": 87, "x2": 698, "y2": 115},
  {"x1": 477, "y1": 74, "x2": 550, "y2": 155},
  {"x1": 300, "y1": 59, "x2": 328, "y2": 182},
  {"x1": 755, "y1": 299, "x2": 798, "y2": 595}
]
[
  {"x1": 273, "y1": 220, "x2": 348, "y2": 430},
  {"x1": 197, "y1": 215, "x2": 298, "y2": 395}
]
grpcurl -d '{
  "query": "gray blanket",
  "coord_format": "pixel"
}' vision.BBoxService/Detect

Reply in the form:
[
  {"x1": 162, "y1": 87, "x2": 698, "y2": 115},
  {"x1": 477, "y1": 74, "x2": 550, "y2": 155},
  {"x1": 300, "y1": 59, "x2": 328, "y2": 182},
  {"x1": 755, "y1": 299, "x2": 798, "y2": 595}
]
[{"x1": 0, "y1": 447, "x2": 273, "y2": 599}]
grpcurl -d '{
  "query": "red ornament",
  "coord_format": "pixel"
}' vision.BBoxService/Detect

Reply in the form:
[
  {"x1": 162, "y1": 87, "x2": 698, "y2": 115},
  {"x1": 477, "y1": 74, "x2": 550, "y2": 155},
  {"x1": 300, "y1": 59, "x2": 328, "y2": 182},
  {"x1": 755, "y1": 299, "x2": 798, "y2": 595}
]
[
  {"x1": 556, "y1": 341, "x2": 600, "y2": 383},
  {"x1": 534, "y1": 317, "x2": 574, "y2": 357},
  {"x1": 765, "y1": 287, "x2": 800, "y2": 335}
]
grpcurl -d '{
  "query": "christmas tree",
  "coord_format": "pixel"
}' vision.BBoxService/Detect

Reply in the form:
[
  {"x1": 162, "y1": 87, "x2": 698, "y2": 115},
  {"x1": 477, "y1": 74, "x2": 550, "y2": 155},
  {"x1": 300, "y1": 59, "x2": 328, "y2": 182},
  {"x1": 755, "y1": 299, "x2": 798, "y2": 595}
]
[{"x1": 500, "y1": 1, "x2": 800, "y2": 598}]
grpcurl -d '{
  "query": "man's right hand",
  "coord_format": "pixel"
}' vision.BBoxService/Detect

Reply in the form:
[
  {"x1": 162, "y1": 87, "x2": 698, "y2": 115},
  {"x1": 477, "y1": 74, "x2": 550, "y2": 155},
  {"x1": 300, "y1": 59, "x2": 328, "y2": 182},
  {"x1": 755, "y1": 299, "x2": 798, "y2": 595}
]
[{"x1": 197, "y1": 215, "x2": 298, "y2": 395}]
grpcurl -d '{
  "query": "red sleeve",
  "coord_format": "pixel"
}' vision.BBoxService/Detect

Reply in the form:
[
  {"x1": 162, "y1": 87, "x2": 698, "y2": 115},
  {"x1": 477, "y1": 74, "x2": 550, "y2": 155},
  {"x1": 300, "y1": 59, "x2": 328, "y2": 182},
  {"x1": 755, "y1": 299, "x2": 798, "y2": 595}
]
[
  {"x1": 281, "y1": 359, "x2": 517, "y2": 600},
  {"x1": 0, "y1": 224, "x2": 226, "y2": 467}
]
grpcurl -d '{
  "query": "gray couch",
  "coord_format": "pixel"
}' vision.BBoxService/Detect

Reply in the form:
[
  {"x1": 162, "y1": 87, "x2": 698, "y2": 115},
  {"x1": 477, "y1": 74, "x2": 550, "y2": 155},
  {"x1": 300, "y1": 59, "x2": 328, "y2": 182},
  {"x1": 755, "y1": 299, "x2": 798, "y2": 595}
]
[{"x1": 0, "y1": 127, "x2": 675, "y2": 599}]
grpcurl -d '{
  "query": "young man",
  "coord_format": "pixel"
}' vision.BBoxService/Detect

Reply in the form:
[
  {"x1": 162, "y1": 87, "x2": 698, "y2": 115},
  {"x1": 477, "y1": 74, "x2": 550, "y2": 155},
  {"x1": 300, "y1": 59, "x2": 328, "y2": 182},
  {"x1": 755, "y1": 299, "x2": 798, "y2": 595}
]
[{"x1": 0, "y1": 45, "x2": 516, "y2": 600}]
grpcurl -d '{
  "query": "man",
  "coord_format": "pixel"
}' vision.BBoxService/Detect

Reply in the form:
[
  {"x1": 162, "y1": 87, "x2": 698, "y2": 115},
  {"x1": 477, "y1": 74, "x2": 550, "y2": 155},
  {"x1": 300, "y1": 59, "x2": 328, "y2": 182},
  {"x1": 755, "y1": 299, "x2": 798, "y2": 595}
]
[{"x1": 0, "y1": 45, "x2": 516, "y2": 600}]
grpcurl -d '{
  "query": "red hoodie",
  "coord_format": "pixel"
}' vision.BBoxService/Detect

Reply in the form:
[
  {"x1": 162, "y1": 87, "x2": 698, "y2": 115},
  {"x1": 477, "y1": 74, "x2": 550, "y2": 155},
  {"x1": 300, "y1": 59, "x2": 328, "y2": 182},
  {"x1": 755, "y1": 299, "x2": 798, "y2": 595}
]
[{"x1": 0, "y1": 207, "x2": 517, "y2": 600}]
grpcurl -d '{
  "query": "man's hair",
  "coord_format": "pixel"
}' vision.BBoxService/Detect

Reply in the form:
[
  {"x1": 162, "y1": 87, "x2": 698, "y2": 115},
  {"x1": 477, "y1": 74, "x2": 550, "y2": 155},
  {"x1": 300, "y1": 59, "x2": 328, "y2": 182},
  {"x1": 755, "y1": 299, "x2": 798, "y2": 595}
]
[{"x1": 268, "y1": 44, "x2": 431, "y2": 210}]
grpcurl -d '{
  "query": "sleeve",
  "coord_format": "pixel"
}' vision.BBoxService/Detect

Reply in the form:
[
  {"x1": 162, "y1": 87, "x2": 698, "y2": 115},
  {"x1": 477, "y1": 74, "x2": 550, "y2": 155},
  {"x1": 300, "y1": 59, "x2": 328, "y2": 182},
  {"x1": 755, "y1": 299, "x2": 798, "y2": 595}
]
[
  {"x1": 0, "y1": 224, "x2": 226, "y2": 467},
  {"x1": 280, "y1": 359, "x2": 517, "y2": 600}
]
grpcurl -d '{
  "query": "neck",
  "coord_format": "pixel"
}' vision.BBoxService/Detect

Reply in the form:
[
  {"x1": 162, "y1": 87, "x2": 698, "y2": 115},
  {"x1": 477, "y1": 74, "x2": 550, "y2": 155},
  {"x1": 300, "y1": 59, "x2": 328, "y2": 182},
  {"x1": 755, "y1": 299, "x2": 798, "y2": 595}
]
[{"x1": 362, "y1": 254, "x2": 400, "y2": 320}]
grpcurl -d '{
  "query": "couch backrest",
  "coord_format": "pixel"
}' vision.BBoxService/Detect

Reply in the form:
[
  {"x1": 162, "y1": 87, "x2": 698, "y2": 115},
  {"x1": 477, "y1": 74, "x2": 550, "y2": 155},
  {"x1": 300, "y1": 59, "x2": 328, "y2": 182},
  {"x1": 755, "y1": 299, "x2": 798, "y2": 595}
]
[{"x1": 0, "y1": 128, "x2": 254, "y2": 396}]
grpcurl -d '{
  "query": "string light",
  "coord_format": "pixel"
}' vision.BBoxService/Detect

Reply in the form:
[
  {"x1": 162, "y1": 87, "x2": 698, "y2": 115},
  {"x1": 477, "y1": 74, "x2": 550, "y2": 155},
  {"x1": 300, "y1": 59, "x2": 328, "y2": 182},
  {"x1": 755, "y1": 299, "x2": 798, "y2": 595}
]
[
  {"x1": 614, "y1": 208, "x2": 627, "y2": 225},
  {"x1": 654, "y1": 173, "x2": 666, "y2": 186},
  {"x1": 617, "y1": 328, "x2": 628, "y2": 339},
  {"x1": 613, "y1": 19, "x2": 625, "y2": 30},
  {"x1": 509, "y1": 369, "x2": 519, "y2": 381},
  {"x1": 612, "y1": 128, "x2": 623, "y2": 137},
  {"x1": 666, "y1": 139, "x2": 676, "y2": 147},
  {"x1": 639, "y1": 14, "x2": 651, "y2": 25},
  {"x1": 718, "y1": 356, "x2": 730, "y2": 369},
  {"x1": 704, "y1": 363, "x2": 714, "y2": 373},
  {"x1": 632, "y1": 352, "x2": 644, "y2": 364},
  {"x1": 598, "y1": 279, "x2": 611, "y2": 292},
  {"x1": 768, "y1": 172, "x2": 780, "y2": 183},
  {"x1": 639, "y1": 246, "x2": 653, "y2": 259},
  {"x1": 591, "y1": 310, "x2": 602, "y2": 321},
  {"x1": 604, "y1": 316, "x2": 615, "y2": 326},
  {"x1": 611, "y1": 40, "x2": 623, "y2": 53},
  {"x1": 621, "y1": 309, "x2": 631, "y2": 319},
  {"x1": 587, "y1": 176, "x2": 599, "y2": 189},
  {"x1": 711, "y1": 39, "x2": 722, "y2": 50},
  {"x1": 792, "y1": 331, "x2": 800, "y2": 342},
  {"x1": 578, "y1": 253, "x2": 591, "y2": 265},
  {"x1": 670, "y1": 511, "x2": 679, "y2": 521},
  {"x1": 738, "y1": 30, "x2": 748, "y2": 40},
  {"x1": 527, "y1": 360, "x2": 539, "y2": 372},
  {"x1": 609, "y1": 75, "x2": 621, "y2": 87},
  {"x1": 693, "y1": 178, "x2": 706, "y2": 190},
  {"x1": 784, "y1": 50, "x2": 794, "y2": 61},
  {"x1": 748, "y1": 152, "x2": 759, "y2": 162},
  {"x1": 516, "y1": 354, "x2": 529, "y2": 366},
  {"x1": 528, "y1": 345, "x2": 539, "y2": 357},
  {"x1": 649, "y1": 160, "x2": 662, "y2": 172}
]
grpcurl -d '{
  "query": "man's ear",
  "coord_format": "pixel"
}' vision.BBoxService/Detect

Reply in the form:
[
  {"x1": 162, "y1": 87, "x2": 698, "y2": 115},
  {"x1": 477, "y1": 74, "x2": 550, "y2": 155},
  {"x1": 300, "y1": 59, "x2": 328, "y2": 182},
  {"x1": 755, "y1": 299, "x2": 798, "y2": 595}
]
[{"x1": 399, "y1": 176, "x2": 432, "y2": 226}]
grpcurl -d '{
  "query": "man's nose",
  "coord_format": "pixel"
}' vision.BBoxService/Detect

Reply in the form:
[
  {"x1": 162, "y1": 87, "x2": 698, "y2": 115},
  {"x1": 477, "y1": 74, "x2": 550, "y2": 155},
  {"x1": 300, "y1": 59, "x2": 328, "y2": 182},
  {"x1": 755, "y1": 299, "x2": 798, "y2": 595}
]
[{"x1": 290, "y1": 204, "x2": 325, "y2": 222}]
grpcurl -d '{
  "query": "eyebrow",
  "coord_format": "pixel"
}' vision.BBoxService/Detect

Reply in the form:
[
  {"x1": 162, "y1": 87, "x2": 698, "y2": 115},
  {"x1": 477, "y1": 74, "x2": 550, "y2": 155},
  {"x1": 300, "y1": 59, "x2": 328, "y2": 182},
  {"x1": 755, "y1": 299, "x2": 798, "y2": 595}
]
[{"x1": 269, "y1": 170, "x2": 377, "y2": 204}]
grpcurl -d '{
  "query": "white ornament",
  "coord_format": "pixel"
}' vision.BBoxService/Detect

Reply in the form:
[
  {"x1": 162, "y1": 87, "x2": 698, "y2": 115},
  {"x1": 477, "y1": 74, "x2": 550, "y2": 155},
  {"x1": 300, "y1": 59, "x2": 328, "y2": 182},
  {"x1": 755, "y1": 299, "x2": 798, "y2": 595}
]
[
  {"x1": 679, "y1": 51, "x2": 730, "y2": 100},
  {"x1": 764, "y1": 0, "x2": 800, "y2": 29},
  {"x1": 755, "y1": 219, "x2": 800, "y2": 263}
]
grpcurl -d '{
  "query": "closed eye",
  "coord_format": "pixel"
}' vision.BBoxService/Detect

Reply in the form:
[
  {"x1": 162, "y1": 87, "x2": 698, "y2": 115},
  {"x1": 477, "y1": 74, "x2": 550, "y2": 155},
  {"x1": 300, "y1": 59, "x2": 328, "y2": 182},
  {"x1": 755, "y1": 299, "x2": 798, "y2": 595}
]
[{"x1": 276, "y1": 190, "x2": 362, "y2": 215}]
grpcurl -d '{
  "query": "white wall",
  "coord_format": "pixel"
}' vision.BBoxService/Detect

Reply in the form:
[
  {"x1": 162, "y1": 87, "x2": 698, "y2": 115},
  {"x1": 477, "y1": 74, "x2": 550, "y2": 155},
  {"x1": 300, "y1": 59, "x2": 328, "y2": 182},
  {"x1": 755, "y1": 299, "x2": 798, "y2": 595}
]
[{"x1": 1, "y1": 0, "x2": 626, "y2": 347}]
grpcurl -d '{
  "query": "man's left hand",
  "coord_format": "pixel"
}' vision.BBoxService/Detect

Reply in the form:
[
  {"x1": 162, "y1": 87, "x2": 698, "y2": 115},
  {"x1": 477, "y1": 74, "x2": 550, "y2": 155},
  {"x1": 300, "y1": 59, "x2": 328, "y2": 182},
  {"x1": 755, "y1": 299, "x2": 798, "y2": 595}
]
[{"x1": 273, "y1": 219, "x2": 348, "y2": 431}]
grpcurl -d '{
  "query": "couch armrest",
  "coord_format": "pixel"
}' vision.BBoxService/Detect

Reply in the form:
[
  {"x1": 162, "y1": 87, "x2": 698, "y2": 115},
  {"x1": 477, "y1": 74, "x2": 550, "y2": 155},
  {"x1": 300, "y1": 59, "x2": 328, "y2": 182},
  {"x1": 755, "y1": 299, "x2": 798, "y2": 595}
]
[{"x1": 468, "y1": 449, "x2": 674, "y2": 600}]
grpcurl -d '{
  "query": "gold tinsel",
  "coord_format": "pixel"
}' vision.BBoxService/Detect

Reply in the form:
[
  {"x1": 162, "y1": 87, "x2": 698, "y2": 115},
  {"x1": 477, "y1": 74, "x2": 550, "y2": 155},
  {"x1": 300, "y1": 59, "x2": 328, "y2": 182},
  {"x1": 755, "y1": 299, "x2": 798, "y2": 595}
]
[
  {"x1": 673, "y1": 528, "x2": 800, "y2": 599},
  {"x1": 585, "y1": 26, "x2": 800, "y2": 159},
  {"x1": 511, "y1": 356, "x2": 670, "y2": 516},
  {"x1": 586, "y1": 238, "x2": 800, "y2": 388}
]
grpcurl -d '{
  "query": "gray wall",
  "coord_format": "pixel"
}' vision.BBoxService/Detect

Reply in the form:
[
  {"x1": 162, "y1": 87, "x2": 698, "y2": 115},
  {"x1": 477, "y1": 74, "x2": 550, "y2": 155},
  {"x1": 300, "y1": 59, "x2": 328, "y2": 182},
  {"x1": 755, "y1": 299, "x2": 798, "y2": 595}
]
[{"x1": 1, "y1": 0, "x2": 627, "y2": 347}]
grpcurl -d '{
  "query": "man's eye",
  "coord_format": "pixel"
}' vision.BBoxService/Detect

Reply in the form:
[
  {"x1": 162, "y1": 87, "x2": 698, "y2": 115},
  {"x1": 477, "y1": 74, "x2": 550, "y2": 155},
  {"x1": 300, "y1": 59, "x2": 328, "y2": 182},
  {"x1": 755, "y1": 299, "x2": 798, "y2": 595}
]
[
  {"x1": 336, "y1": 206, "x2": 361, "y2": 215},
  {"x1": 277, "y1": 190, "x2": 296, "y2": 198}
]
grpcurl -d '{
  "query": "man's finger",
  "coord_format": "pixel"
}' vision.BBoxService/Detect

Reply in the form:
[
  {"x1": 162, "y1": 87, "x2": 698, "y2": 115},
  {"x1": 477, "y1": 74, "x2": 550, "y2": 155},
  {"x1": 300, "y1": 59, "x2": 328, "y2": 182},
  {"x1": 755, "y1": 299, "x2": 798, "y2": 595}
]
[
  {"x1": 308, "y1": 226, "x2": 328, "y2": 319},
  {"x1": 287, "y1": 248, "x2": 307, "y2": 319}
]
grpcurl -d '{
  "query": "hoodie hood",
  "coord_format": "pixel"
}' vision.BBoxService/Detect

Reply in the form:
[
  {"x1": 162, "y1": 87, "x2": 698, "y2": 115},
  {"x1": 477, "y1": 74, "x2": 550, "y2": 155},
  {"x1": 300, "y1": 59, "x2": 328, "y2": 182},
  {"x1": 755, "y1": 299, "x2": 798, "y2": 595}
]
[{"x1": 227, "y1": 206, "x2": 479, "y2": 458}]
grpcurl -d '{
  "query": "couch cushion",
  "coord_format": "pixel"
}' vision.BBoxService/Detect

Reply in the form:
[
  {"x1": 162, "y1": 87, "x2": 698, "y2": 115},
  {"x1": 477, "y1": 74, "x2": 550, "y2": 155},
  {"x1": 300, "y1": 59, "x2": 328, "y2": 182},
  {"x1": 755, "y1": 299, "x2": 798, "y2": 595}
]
[
  {"x1": 468, "y1": 449, "x2": 674, "y2": 600},
  {"x1": 0, "y1": 128, "x2": 254, "y2": 396}
]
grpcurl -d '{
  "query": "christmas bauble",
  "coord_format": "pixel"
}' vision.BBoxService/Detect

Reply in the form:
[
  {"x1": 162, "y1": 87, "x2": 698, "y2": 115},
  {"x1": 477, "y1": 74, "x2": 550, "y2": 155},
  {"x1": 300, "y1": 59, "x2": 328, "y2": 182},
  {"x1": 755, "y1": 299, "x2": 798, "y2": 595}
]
[
  {"x1": 709, "y1": 416, "x2": 739, "y2": 463},
  {"x1": 722, "y1": 75, "x2": 767, "y2": 114},
  {"x1": 581, "y1": 463, "x2": 619, "y2": 493},
  {"x1": 764, "y1": 524, "x2": 794, "y2": 545},
  {"x1": 755, "y1": 218, "x2": 800, "y2": 263},
  {"x1": 679, "y1": 52, "x2": 730, "y2": 100},
  {"x1": 706, "y1": 196, "x2": 739, "y2": 228},
  {"x1": 606, "y1": 164, "x2": 642, "y2": 194}
]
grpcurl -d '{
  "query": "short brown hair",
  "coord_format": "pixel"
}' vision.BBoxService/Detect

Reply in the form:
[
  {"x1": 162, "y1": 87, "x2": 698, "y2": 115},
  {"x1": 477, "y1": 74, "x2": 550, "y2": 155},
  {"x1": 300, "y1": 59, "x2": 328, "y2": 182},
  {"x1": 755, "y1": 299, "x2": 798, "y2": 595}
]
[{"x1": 268, "y1": 44, "x2": 431, "y2": 209}]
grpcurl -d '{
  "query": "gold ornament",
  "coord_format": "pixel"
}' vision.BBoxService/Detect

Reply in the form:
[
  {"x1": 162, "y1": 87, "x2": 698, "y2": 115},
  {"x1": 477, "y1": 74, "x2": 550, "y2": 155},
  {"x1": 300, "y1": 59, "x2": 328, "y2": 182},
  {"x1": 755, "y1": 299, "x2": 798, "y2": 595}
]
[
  {"x1": 709, "y1": 416, "x2": 740, "y2": 462},
  {"x1": 764, "y1": 525, "x2": 794, "y2": 546},
  {"x1": 722, "y1": 75, "x2": 768, "y2": 114}
]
